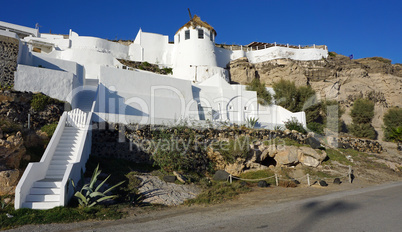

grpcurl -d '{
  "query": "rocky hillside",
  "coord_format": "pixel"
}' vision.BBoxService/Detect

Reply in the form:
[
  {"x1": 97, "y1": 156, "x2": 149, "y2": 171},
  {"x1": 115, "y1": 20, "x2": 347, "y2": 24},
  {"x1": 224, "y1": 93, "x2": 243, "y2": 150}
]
[
  {"x1": 0, "y1": 90, "x2": 65, "y2": 195},
  {"x1": 228, "y1": 54, "x2": 402, "y2": 140}
]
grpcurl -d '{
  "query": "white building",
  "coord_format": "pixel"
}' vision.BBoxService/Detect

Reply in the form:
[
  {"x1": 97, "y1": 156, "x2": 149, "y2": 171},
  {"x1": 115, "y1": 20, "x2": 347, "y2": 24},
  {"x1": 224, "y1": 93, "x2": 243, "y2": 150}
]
[
  {"x1": 1, "y1": 15, "x2": 329, "y2": 210},
  {"x1": 1, "y1": 15, "x2": 329, "y2": 127}
]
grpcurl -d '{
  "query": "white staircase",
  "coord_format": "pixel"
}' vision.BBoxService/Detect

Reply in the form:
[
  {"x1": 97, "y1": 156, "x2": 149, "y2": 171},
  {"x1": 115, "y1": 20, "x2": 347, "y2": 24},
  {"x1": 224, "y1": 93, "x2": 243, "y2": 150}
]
[
  {"x1": 16, "y1": 108, "x2": 91, "y2": 210},
  {"x1": 22, "y1": 125, "x2": 85, "y2": 209}
]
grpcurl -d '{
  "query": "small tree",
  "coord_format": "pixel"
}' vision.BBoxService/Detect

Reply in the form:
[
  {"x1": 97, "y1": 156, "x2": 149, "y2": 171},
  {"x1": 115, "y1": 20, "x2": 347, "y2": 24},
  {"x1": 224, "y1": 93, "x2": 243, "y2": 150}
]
[
  {"x1": 272, "y1": 79, "x2": 299, "y2": 112},
  {"x1": 246, "y1": 78, "x2": 272, "y2": 105},
  {"x1": 349, "y1": 98, "x2": 376, "y2": 139},
  {"x1": 272, "y1": 79, "x2": 316, "y2": 112},
  {"x1": 383, "y1": 107, "x2": 402, "y2": 142}
]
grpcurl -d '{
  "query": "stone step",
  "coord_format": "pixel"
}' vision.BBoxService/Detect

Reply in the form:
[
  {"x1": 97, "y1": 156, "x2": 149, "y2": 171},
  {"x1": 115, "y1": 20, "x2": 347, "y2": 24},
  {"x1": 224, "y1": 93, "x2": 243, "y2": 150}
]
[
  {"x1": 33, "y1": 180, "x2": 61, "y2": 188},
  {"x1": 30, "y1": 187, "x2": 60, "y2": 195},
  {"x1": 22, "y1": 201, "x2": 60, "y2": 210},
  {"x1": 26, "y1": 194, "x2": 60, "y2": 202}
]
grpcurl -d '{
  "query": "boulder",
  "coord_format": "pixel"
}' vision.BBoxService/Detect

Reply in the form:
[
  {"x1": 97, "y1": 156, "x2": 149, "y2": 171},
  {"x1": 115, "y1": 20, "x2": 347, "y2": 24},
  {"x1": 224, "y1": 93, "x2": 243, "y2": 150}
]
[
  {"x1": 213, "y1": 170, "x2": 230, "y2": 181},
  {"x1": 297, "y1": 147, "x2": 327, "y2": 167},
  {"x1": 274, "y1": 146, "x2": 299, "y2": 166},
  {"x1": 333, "y1": 178, "x2": 342, "y2": 185},
  {"x1": 207, "y1": 148, "x2": 226, "y2": 170},
  {"x1": 225, "y1": 158, "x2": 246, "y2": 176},
  {"x1": 319, "y1": 180, "x2": 328, "y2": 187},
  {"x1": 0, "y1": 132, "x2": 26, "y2": 169},
  {"x1": 257, "y1": 180, "x2": 269, "y2": 187},
  {"x1": 305, "y1": 137, "x2": 321, "y2": 149},
  {"x1": 0, "y1": 169, "x2": 19, "y2": 195}
]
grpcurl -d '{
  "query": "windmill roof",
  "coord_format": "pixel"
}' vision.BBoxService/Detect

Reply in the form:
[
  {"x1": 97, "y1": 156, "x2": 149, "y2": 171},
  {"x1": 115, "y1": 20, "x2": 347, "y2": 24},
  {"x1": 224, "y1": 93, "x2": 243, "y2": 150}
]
[{"x1": 176, "y1": 15, "x2": 217, "y2": 36}]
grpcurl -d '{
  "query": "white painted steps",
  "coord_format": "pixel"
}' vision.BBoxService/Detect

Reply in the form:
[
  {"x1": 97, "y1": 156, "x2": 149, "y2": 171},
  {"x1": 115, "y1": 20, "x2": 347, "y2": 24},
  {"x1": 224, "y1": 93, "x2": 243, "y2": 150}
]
[{"x1": 22, "y1": 127, "x2": 84, "y2": 209}]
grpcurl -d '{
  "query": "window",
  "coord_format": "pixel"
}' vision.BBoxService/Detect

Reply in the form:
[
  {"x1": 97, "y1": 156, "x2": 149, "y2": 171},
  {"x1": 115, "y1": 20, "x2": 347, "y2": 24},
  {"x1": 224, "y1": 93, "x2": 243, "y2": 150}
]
[
  {"x1": 185, "y1": 30, "x2": 190, "y2": 40},
  {"x1": 198, "y1": 29, "x2": 204, "y2": 39},
  {"x1": 210, "y1": 32, "x2": 213, "y2": 41}
]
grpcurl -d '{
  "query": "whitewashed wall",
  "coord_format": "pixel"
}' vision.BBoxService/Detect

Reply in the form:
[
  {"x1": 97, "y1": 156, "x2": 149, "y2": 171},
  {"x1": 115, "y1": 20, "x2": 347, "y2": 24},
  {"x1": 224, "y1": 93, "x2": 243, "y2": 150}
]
[
  {"x1": 246, "y1": 46, "x2": 328, "y2": 63},
  {"x1": 96, "y1": 66, "x2": 198, "y2": 124},
  {"x1": 258, "y1": 104, "x2": 306, "y2": 128},
  {"x1": 131, "y1": 30, "x2": 172, "y2": 65},
  {"x1": 14, "y1": 64, "x2": 80, "y2": 101}
]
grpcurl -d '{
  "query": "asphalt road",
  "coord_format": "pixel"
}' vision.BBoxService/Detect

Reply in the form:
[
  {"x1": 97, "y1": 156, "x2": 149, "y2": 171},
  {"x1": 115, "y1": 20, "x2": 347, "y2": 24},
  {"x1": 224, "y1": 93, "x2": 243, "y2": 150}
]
[
  {"x1": 85, "y1": 182, "x2": 402, "y2": 232},
  {"x1": 7, "y1": 182, "x2": 402, "y2": 232}
]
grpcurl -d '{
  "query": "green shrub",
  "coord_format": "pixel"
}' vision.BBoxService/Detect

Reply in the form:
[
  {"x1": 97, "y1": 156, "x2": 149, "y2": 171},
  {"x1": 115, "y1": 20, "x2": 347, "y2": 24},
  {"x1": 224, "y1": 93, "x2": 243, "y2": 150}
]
[
  {"x1": 31, "y1": 93, "x2": 51, "y2": 111},
  {"x1": 40, "y1": 123, "x2": 58, "y2": 137},
  {"x1": 350, "y1": 98, "x2": 376, "y2": 139},
  {"x1": 383, "y1": 107, "x2": 402, "y2": 142},
  {"x1": 272, "y1": 79, "x2": 316, "y2": 112},
  {"x1": 217, "y1": 136, "x2": 250, "y2": 163},
  {"x1": 246, "y1": 78, "x2": 272, "y2": 105},
  {"x1": 351, "y1": 98, "x2": 374, "y2": 124},
  {"x1": 284, "y1": 117, "x2": 306, "y2": 134},
  {"x1": 273, "y1": 79, "x2": 299, "y2": 111},
  {"x1": 307, "y1": 122, "x2": 324, "y2": 134},
  {"x1": 328, "y1": 51, "x2": 336, "y2": 57},
  {"x1": 349, "y1": 123, "x2": 377, "y2": 140}
]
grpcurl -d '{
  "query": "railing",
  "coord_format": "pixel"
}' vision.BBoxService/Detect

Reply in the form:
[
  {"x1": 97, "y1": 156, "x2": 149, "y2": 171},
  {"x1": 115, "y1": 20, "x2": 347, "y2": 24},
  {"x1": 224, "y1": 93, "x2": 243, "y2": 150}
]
[
  {"x1": 60, "y1": 111, "x2": 93, "y2": 206},
  {"x1": 15, "y1": 112, "x2": 68, "y2": 209},
  {"x1": 221, "y1": 43, "x2": 328, "y2": 52}
]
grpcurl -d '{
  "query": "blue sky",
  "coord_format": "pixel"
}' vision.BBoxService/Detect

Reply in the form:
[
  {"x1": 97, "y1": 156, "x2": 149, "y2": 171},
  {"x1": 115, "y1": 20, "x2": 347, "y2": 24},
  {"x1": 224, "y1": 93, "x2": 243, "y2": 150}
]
[{"x1": 2, "y1": 0, "x2": 401, "y2": 63}]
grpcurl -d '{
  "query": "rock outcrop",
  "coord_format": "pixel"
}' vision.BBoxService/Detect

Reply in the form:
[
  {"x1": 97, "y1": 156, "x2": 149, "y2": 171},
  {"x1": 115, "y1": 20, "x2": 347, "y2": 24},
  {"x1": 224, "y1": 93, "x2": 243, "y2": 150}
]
[{"x1": 228, "y1": 54, "x2": 402, "y2": 140}]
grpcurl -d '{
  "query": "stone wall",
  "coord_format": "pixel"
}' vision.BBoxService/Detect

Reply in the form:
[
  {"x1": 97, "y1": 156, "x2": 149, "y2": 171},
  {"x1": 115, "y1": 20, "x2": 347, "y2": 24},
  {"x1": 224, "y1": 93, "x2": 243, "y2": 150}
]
[
  {"x1": 0, "y1": 35, "x2": 19, "y2": 87},
  {"x1": 91, "y1": 123, "x2": 384, "y2": 164}
]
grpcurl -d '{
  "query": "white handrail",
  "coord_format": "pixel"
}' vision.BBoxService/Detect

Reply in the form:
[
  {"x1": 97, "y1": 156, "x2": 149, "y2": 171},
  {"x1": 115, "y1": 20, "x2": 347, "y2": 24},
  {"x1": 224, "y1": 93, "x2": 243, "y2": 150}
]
[{"x1": 60, "y1": 111, "x2": 93, "y2": 206}]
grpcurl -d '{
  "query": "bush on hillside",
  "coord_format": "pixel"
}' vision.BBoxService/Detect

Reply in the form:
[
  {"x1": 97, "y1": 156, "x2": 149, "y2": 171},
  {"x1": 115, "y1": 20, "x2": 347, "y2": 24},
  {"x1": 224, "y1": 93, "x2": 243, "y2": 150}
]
[
  {"x1": 349, "y1": 98, "x2": 376, "y2": 139},
  {"x1": 284, "y1": 117, "x2": 306, "y2": 134},
  {"x1": 272, "y1": 79, "x2": 316, "y2": 113},
  {"x1": 350, "y1": 98, "x2": 374, "y2": 124},
  {"x1": 383, "y1": 107, "x2": 402, "y2": 142},
  {"x1": 349, "y1": 123, "x2": 377, "y2": 140},
  {"x1": 246, "y1": 78, "x2": 272, "y2": 105}
]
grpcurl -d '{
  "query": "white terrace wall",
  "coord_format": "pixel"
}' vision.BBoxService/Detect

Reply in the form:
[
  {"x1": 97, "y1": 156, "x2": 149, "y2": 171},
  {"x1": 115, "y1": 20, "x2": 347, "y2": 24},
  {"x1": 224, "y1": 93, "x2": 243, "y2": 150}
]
[
  {"x1": 258, "y1": 104, "x2": 306, "y2": 129},
  {"x1": 245, "y1": 46, "x2": 328, "y2": 63},
  {"x1": 14, "y1": 64, "x2": 81, "y2": 101},
  {"x1": 95, "y1": 66, "x2": 198, "y2": 124},
  {"x1": 130, "y1": 31, "x2": 173, "y2": 65}
]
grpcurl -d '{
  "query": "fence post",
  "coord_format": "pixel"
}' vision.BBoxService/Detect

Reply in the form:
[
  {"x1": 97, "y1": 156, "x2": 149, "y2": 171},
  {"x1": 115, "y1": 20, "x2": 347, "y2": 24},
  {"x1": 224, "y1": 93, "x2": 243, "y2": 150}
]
[
  {"x1": 275, "y1": 174, "x2": 278, "y2": 186},
  {"x1": 287, "y1": 43, "x2": 289, "y2": 48},
  {"x1": 274, "y1": 42, "x2": 276, "y2": 46},
  {"x1": 348, "y1": 166, "x2": 353, "y2": 183},
  {"x1": 229, "y1": 174, "x2": 232, "y2": 184},
  {"x1": 307, "y1": 174, "x2": 310, "y2": 186},
  {"x1": 129, "y1": 138, "x2": 133, "y2": 151},
  {"x1": 314, "y1": 44, "x2": 316, "y2": 48},
  {"x1": 27, "y1": 113, "x2": 30, "y2": 129}
]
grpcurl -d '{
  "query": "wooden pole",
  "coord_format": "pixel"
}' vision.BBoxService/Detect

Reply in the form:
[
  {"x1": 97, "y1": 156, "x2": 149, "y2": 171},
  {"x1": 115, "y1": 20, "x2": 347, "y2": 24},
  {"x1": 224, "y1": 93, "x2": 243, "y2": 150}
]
[
  {"x1": 307, "y1": 174, "x2": 310, "y2": 186},
  {"x1": 275, "y1": 174, "x2": 278, "y2": 186},
  {"x1": 27, "y1": 113, "x2": 30, "y2": 129}
]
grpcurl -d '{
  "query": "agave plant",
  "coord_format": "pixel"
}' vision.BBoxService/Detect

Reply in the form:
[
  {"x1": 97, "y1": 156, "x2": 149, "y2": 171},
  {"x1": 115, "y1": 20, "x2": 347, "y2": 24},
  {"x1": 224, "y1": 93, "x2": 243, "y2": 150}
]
[
  {"x1": 246, "y1": 117, "x2": 259, "y2": 128},
  {"x1": 71, "y1": 164, "x2": 125, "y2": 208}
]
